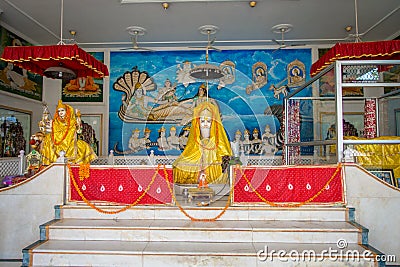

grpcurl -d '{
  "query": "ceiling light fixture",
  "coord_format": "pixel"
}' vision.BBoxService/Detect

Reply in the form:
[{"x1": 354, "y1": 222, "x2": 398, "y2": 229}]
[
  {"x1": 43, "y1": 65, "x2": 76, "y2": 80},
  {"x1": 162, "y1": 2, "x2": 169, "y2": 9},
  {"x1": 249, "y1": 1, "x2": 257, "y2": 8},
  {"x1": 345, "y1": 25, "x2": 353, "y2": 32}
]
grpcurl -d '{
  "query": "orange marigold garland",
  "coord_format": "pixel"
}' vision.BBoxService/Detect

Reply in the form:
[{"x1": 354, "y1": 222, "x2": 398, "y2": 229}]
[
  {"x1": 162, "y1": 164, "x2": 233, "y2": 222},
  {"x1": 78, "y1": 163, "x2": 91, "y2": 180}
]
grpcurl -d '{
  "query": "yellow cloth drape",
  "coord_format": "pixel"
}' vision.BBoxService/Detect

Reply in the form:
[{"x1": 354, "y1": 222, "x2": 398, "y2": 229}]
[
  {"x1": 346, "y1": 136, "x2": 400, "y2": 178},
  {"x1": 41, "y1": 102, "x2": 97, "y2": 165},
  {"x1": 173, "y1": 102, "x2": 232, "y2": 184}
]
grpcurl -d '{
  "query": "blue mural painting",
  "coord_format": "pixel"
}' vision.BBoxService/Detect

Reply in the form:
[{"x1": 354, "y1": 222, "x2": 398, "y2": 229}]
[{"x1": 109, "y1": 48, "x2": 312, "y2": 156}]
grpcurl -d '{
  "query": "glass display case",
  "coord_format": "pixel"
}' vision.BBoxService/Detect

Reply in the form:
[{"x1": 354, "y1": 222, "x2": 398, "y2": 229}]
[
  {"x1": 284, "y1": 60, "x2": 400, "y2": 167},
  {"x1": 0, "y1": 105, "x2": 31, "y2": 157}
]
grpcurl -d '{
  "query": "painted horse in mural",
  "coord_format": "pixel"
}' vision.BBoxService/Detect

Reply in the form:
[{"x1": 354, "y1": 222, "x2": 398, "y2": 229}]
[{"x1": 269, "y1": 84, "x2": 289, "y2": 100}]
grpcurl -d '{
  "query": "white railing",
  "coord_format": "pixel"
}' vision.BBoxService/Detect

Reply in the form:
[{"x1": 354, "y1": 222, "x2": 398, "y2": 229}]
[
  {"x1": 0, "y1": 150, "x2": 26, "y2": 178},
  {"x1": 91, "y1": 150, "x2": 313, "y2": 166},
  {"x1": 0, "y1": 149, "x2": 314, "y2": 181}
]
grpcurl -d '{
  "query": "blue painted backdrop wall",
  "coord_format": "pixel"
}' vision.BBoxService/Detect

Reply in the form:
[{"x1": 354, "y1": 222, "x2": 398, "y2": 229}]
[{"x1": 109, "y1": 48, "x2": 312, "y2": 155}]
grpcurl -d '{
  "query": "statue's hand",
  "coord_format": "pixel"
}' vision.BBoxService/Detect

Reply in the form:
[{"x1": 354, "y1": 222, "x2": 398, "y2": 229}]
[
  {"x1": 45, "y1": 120, "x2": 53, "y2": 133},
  {"x1": 221, "y1": 155, "x2": 231, "y2": 173}
]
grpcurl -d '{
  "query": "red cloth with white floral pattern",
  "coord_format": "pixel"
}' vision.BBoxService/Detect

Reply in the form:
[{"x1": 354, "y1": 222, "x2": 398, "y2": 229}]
[
  {"x1": 69, "y1": 166, "x2": 173, "y2": 205},
  {"x1": 232, "y1": 165, "x2": 344, "y2": 205}
]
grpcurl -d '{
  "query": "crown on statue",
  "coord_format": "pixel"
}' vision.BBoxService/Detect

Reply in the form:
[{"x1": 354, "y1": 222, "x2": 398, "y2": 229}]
[{"x1": 56, "y1": 100, "x2": 67, "y2": 110}]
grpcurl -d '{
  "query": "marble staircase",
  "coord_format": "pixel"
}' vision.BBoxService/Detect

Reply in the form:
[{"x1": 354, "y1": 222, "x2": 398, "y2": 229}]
[{"x1": 22, "y1": 201, "x2": 386, "y2": 267}]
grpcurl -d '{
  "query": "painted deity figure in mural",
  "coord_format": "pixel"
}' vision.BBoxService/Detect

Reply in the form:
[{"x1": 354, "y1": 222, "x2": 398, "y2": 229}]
[
  {"x1": 128, "y1": 129, "x2": 147, "y2": 152},
  {"x1": 242, "y1": 129, "x2": 252, "y2": 155},
  {"x1": 167, "y1": 126, "x2": 180, "y2": 150},
  {"x1": 176, "y1": 61, "x2": 196, "y2": 87},
  {"x1": 140, "y1": 128, "x2": 152, "y2": 149},
  {"x1": 157, "y1": 127, "x2": 170, "y2": 151},
  {"x1": 173, "y1": 102, "x2": 232, "y2": 184},
  {"x1": 230, "y1": 129, "x2": 242, "y2": 157},
  {"x1": 260, "y1": 125, "x2": 278, "y2": 155},
  {"x1": 190, "y1": 83, "x2": 218, "y2": 111},
  {"x1": 40, "y1": 100, "x2": 97, "y2": 165},
  {"x1": 157, "y1": 78, "x2": 177, "y2": 104},
  {"x1": 250, "y1": 128, "x2": 261, "y2": 154},
  {"x1": 179, "y1": 126, "x2": 190, "y2": 150},
  {"x1": 128, "y1": 85, "x2": 154, "y2": 119}
]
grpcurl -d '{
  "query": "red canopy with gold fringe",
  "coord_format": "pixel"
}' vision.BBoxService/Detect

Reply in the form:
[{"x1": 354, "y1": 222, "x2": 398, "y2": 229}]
[
  {"x1": 310, "y1": 40, "x2": 400, "y2": 77},
  {"x1": 0, "y1": 44, "x2": 109, "y2": 78}
]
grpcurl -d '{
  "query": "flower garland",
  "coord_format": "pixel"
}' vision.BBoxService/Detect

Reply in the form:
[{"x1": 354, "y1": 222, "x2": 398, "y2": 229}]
[
  {"x1": 236, "y1": 163, "x2": 342, "y2": 208},
  {"x1": 68, "y1": 164, "x2": 159, "y2": 214},
  {"x1": 51, "y1": 107, "x2": 72, "y2": 146},
  {"x1": 162, "y1": 165, "x2": 233, "y2": 222},
  {"x1": 78, "y1": 163, "x2": 91, "y2": 180}
]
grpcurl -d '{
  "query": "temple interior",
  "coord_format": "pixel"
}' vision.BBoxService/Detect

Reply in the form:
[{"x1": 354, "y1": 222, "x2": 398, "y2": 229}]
[{"x1": 0, "y1": 1, "x2": 400, "y2": 266}]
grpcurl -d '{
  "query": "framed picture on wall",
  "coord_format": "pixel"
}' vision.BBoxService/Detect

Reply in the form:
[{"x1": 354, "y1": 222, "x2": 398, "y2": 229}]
[
  {"x1": 61, "y1": 51, "x2": 105, "y2": 103},
  {"x1": 395, "y1": 109, "x2": 400, "y2": 136},
  {"x1": 369, "y1": 170, "x2": 395, "y2": 186},
  {"x1": 319, "y1": 69, "x2": 363, "y2": 97},
  {"x1": 320, "y1": 112, "x2": 364, "y2": 141},
  {"x1": 0, "y1": 26, "x2": 43, "y2": 101},
  {"x1": 80, "y1": 114, "x2": 102, "y2": 156}
]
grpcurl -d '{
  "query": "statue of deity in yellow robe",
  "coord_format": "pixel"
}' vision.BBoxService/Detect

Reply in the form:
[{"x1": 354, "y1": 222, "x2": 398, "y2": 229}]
[
  {"x1": 40, "y1": 100, "x2": 97, "y2": 165},
  {"x1": 173, "y1": 101, "x2": 232, "y2": 184}
]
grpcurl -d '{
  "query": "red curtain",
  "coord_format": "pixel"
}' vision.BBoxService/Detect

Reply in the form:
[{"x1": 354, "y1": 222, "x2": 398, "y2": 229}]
[
  {"x1": 311, "y1": 40, "x2": 400, "y2": 76},
  {"x1": 1, "y1": 44, "x2": 109, "y2": 78}
]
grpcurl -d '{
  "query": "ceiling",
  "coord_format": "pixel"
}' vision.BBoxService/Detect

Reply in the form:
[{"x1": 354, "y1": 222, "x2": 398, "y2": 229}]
[{"x1": 0, "y1": 0, "x2": 399, "y2": 50}]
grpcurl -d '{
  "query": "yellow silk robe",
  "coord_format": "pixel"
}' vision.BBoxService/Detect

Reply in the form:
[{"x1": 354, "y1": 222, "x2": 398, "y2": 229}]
[
  {"x1": 346, "y1": 136, "x2": 400, "y2": 178},
  {"x1": 41, "y1": 103, "x2": 97, "y2": 165},
  {"x1": 173, "y1": 102, "x2": 232, "y2": 184}
]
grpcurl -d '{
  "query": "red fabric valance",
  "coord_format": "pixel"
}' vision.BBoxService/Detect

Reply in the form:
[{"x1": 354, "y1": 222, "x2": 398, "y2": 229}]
[
  {"x1": 0, "y1": 44, "x2": 109, "y2": 78},
  {"x1": 310, "y1": 40, "x2": 400, "y2": 76}
]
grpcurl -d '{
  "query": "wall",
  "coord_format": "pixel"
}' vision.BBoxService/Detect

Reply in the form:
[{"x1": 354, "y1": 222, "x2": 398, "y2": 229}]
[
  {"x1": 345, "y1": 164, "x2": 400, "y2": 264},
  {"x1": 0, "y1": 164, "x2": 65, "y2": 259}
]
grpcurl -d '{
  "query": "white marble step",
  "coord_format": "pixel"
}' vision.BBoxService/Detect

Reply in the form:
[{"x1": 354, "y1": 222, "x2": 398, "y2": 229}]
[
  {"x1": 59, "y1": 204, "x2": 349, "y2": 221},
  {"x1": 29, "y1": 240, "x2": 379, "y2": 267},
  {"x1": 45, "y1": 218, "x2": 362, "y2": 244}
]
